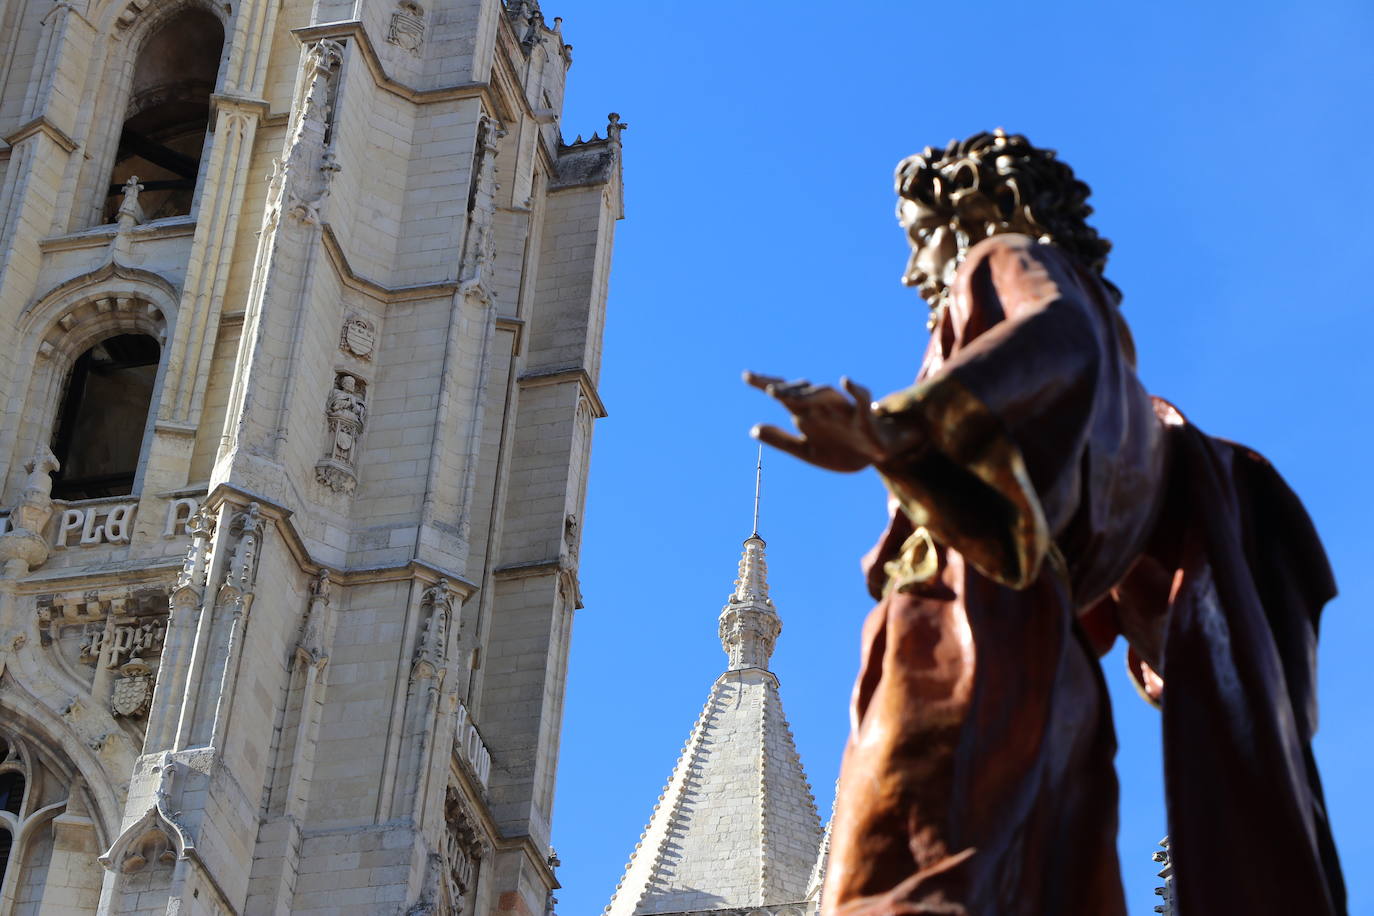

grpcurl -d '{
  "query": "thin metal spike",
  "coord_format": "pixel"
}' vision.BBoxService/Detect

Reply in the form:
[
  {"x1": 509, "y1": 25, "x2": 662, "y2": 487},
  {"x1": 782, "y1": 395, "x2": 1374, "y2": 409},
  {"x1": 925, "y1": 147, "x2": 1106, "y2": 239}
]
[{"x1": 752, "y1": 443, "x2": 763, "y2": 538}]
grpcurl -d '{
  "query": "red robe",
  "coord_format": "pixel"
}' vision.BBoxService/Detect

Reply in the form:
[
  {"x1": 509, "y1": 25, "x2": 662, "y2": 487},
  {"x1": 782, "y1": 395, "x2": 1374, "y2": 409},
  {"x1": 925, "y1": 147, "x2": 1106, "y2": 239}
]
[{"x1": 822, "y1": 234, "x2": 1344, "y2": 915}]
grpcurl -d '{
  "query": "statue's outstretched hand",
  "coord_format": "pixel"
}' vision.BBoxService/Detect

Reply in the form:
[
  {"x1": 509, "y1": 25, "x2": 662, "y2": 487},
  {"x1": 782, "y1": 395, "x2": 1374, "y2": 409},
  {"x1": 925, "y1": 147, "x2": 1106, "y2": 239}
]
[{"x1": 745, "y1": 371, "x2": 896, "y2": 472}]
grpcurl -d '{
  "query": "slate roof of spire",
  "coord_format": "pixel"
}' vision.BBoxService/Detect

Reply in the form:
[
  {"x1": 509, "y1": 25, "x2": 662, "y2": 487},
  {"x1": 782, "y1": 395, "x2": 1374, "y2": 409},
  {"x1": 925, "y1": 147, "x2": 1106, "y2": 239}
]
[{"x1": 605, "y1": 534, "x2": 825, "y2": 916}]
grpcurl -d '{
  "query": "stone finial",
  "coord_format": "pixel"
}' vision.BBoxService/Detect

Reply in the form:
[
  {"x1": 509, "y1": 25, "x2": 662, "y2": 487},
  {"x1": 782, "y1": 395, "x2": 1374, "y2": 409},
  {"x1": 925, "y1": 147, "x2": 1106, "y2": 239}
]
[{"x1": 718, "y1": 534, "x2": 780, "y2": 670}]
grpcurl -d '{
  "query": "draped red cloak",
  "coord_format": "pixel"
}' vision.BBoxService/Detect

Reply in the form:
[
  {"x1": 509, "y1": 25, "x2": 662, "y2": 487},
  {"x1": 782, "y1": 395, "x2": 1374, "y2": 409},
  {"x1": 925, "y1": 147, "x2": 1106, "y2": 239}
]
[{"x1": 821, "y1": 234, "x2": 1344, "y2": 916}]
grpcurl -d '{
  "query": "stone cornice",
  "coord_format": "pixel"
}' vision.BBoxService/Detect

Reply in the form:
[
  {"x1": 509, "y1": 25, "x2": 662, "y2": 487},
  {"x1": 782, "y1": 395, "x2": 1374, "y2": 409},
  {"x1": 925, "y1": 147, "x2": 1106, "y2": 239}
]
[
  {"x1": 38, "y1": 217, "x2": 196, "y2": 254},
  {"x1": 319, "y1": 225, "x2": 460, "y2": 303},
  {"x1": 491, "y1": 559, "x2": 562, "y2": 580},
  {"x1": 292, "y1": 21, "x2": 488, "y2": 106},
  {"x1": 209, "y1": 92, "x2": 271, "y2": 118},
  {"x1": 202, "y1": 483, "x2": 479, "y2": 596},
  {"x1": 491, "y1": 831, "x2": 561, "y2": 892},
  {"x1": 10, "y1": 559, "x2": 183, "y2": 594},
  {"x1": 292, "y1": 18, "x2": 565, "y2": 172},
  {"x1": 516, "y1": 366, "x2": 607, "y2": 418},
  {"x1": 3, "y1": 116, "x2": 78, "y2": 153}
]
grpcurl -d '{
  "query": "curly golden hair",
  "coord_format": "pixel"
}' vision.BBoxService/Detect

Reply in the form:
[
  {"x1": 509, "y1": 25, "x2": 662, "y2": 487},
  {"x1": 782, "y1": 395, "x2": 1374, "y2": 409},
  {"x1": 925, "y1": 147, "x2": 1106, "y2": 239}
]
[{"x1": 894, "y1": 130, "x2": 1119, "y2": 303}]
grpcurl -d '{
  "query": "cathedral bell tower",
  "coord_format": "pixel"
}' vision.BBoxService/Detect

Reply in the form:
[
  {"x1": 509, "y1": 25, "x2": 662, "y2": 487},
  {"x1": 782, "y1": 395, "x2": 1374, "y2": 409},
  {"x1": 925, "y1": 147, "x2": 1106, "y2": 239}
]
[{"x1": 0, "y1": 0, "x2": 622, "y2": 912}]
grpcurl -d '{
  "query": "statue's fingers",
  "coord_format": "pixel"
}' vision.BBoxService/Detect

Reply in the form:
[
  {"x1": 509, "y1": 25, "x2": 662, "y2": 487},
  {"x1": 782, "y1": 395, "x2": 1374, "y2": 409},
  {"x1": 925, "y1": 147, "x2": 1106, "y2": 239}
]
[
  {"x1": 743, "y1": 371, "x2": 787, "y2": 392},
  {"x1": 750, "y1": 424, "x2": 812, "y2": 462},
  {"x1": 841, "y1": 376, "x2": 875, "y2": 409}
]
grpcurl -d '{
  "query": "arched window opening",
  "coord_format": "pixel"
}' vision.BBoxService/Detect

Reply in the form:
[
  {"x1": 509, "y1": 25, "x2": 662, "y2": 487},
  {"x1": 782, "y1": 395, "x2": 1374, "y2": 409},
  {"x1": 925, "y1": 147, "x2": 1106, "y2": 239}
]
[
  {"x1": 0, "y1": 772, "x2": 22, "y2": 816},
  {"x1": 103, "y1": 9, "x2": 224, "y2": 223},
  {"x1": 50, "y1": 334, "x2": 161, "y2": 500}
]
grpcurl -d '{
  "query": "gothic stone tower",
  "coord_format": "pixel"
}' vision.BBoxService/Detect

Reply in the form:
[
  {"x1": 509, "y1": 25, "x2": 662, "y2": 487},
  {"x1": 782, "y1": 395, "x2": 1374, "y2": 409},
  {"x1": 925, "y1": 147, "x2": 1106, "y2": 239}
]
[{"x1": 0, "y1": 0, "x2": 622, "y2": 911}]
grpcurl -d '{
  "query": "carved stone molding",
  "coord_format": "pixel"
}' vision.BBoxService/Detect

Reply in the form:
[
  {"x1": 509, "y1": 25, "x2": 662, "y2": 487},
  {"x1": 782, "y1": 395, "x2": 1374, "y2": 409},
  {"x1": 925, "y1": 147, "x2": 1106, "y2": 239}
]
[
  {"x1": 412, "y1": 579, "x2": 453, "y2": 679},
  {"x1": 98, "y1": 757, "x2": 195, "y2": 874},
  {"x1": 269, "y1": 39, "x2": 345, "y2": 226},
  {"x1": 459, "y1": 115, "x2": 506, "y2": 305},
  {"x1": 219, "y1": 502, "x2": 266, "y2": 600},
  {"x1": 297, "y1": 568, "x2": 333, "y2": 669},
  {"x1": 444, "y1": 783, "x2": 488, "y2": 912}
]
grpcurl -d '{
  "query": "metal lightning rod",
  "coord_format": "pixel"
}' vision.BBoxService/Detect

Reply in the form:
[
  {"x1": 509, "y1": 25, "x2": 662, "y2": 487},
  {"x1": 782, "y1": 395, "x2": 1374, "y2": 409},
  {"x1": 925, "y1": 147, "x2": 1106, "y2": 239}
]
[{"x1": 752, "y1": 443, "x2": 763, "y2": 538}]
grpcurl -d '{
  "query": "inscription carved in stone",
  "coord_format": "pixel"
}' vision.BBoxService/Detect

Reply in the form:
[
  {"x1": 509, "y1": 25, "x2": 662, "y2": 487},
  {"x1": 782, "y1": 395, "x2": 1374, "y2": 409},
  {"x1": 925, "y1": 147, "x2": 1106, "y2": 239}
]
[{"x1": 79, "y1": 618, "x2": 165, "y2": 666}]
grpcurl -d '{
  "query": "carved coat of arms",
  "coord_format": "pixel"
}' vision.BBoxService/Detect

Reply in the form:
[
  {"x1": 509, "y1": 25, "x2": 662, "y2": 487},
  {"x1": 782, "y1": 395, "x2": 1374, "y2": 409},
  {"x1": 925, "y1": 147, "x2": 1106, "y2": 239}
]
[
  {"x1": 388, "y1": 1, "x2": 426, "y2": 54},
  {"x1": 111, "y1": 657, "x2": 154, "y2": 717},
  {"x1": 340, "y1": 316, "x2": 376, "y2": 360}
]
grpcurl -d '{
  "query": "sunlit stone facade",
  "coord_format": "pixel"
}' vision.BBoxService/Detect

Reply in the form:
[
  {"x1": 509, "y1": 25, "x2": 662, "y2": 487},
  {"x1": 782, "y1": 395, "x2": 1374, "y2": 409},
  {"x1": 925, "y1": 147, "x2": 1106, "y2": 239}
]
[{"x1": 0, "y1": 0, "x2": 621, "y2": 911}]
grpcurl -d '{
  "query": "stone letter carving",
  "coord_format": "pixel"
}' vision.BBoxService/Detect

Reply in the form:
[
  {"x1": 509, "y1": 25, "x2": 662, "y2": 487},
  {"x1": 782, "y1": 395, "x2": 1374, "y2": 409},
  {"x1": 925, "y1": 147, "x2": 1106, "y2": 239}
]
[
  {"x1": 315, "y1": 373, "x2": 366, "y2": 493},
  {"x1": 339, "y1": 315, "x2": 376, "y2": 359},
  {"x1": 387, "y1": 0, "x2": 425, "y2": 54}
]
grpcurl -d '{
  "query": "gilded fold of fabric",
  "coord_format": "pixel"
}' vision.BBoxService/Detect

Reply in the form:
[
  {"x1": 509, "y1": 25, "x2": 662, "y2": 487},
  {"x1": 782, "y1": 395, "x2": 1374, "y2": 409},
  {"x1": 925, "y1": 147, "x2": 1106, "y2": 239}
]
[{"x1": 874, "y1": 374, "x2": 1048, "y2": 591}]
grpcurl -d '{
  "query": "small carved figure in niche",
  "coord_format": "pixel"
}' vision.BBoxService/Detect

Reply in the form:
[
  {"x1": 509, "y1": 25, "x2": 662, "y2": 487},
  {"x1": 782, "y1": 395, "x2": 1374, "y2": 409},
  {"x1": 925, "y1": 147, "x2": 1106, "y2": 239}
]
[
  {"x1": 387, "y1": 0, "x2": 425, "y2": 54},
  {"x1": 116, "y1": 176, "x2": 145, "y2": 229},
  {"x1": 309, "y1": 568, "x2": 332, "y2": 603},
  {"x1": 339, "y1": 315, "x2": 377, "y2": 360},
  {"x1": 326, "y1": 374, "x2": 365, "y2": 464},
  {"x1": 316, "y1": 373, "x2": 367, "y2": 492}
]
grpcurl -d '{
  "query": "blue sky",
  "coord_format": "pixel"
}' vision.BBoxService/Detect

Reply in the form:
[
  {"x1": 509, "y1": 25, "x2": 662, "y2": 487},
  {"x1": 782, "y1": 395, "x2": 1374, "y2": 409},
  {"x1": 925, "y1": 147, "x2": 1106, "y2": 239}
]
[{"x1": 550, "y1": 2, "x2": 1374, "y2": 913}]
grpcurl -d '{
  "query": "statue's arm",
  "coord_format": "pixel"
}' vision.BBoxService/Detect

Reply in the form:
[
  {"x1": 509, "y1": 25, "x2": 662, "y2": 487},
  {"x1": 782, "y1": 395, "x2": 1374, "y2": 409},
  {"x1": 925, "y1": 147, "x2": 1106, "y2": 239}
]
[{"x1": 875, "y1": 237, "x2": 1111, "y2": 588}]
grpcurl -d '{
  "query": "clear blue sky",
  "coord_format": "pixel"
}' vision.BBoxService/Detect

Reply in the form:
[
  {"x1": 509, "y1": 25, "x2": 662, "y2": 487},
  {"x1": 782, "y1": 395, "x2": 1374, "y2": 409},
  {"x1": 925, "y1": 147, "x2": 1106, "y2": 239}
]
[{"x1": 550, "y1": 2, "x2": 1374, "y2": 913}]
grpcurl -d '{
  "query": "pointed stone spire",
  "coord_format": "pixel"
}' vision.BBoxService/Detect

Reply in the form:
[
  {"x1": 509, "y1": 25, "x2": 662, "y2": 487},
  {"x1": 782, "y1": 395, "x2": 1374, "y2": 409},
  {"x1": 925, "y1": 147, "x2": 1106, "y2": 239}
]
[
  {"x1": 605, "y1": 492, "x2": 821, "y2": 916},
  {"x1": 719, "y1": 448, "x2": 780, "y2": 671},
  {"x1": 719, "y1": 535, "x2": 780, "y2": 670}
]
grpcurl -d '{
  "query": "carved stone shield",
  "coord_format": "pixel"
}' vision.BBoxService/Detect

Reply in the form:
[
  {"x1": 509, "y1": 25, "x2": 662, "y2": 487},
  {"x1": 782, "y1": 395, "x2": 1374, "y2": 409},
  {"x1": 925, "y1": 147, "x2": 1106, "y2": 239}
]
[
  {"x1": 112, "y1": 674, "x2": 153, "y2": 717},
  {"x1": 340, "y1": 317, "x2": 376, "y2": 359},
  {"x1": 388, "y1": 3, "x2": 425, "y2": 53}
]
